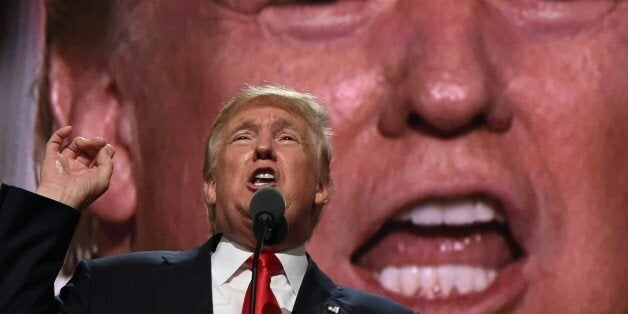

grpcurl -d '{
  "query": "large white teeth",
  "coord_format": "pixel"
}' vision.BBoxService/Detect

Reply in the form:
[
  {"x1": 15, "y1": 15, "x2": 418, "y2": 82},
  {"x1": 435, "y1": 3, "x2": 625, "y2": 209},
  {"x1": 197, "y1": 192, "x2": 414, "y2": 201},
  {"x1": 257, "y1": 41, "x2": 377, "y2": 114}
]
[
  {"x1": 254, "y1": 172, "x2": 274, "y2": 180},
  {"x1": 253, "y1": 171, "x2": 275, "y2": 186},
  {"x1": 378, "y1": 264, "x2": 497, "y2": 299},
  {"x1": 398, "y1": 199, "x2": 504, "y2": 226}
]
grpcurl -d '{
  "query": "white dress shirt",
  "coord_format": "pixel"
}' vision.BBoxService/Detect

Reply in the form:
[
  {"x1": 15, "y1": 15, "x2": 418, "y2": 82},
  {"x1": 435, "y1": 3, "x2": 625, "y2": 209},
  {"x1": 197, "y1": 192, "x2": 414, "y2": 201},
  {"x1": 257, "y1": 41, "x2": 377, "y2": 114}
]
[{"x1": 211, "y1": 237, "x2": 308, "y2": 313}]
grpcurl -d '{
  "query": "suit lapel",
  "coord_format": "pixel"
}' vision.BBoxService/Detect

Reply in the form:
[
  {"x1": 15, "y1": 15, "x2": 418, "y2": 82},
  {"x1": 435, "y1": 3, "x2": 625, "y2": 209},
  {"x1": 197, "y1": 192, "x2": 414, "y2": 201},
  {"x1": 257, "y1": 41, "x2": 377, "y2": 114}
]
[
  {"x1": 293, "y1": 256, "x2": 353, "y2": 314},
  {"x1": 149, "y1": 234, "x2": 222, "y2": 313}
]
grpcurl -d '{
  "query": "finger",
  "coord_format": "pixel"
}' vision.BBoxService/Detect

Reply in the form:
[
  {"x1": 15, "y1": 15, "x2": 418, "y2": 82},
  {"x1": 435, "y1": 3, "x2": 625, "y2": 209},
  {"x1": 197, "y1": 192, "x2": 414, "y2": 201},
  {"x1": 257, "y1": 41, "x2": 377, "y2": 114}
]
[
  {"x1": 95, "y1": 144, "x2": 115, "y2": 181},
  {"x1": 45, "y1": 126, "x2": 73, "y2": 156},
  {"x1": 76, "y1": 137, "x2": 107, "y2": 152},
  {"x1": 61, "y1": 136, "x2": 104, "y2": 159},
  {"x1": 75, "y1": 137, "x2": 108, "y2": 166},
  {"x1": 89, "y1": 143, "x2": 115, "y2": 167},
  {"x1": 75, "y1": 150, "x2": 94, "y2": 167},
  {"x1": 61, "y1": 136, "x2": 87, "y2": 159}
]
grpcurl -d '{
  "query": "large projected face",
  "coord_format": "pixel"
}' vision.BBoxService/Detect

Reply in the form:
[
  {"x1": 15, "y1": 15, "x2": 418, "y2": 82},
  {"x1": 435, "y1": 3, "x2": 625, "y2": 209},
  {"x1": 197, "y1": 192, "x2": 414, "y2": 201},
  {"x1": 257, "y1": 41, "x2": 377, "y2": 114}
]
[{"x1": 52, "y1": 0, "x2": 628, "y2": 312}]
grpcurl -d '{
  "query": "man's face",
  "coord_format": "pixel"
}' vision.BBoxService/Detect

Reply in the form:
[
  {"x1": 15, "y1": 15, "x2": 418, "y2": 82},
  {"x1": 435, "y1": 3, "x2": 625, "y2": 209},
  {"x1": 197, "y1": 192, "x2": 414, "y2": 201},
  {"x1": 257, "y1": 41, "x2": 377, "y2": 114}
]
[
  {"x1": 204, "y1": 99, "x2": 328, "y2": 251},
  {"x1": 109, "y1": 0, "x2": 628, "y2": 312}
]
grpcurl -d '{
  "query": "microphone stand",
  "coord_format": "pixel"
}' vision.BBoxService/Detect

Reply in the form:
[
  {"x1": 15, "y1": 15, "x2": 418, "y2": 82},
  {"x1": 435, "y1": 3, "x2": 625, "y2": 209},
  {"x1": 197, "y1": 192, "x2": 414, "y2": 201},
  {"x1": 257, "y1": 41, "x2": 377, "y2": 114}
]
[{"x1": 250, "y1": 216, "x2": 270, "y2": 314}]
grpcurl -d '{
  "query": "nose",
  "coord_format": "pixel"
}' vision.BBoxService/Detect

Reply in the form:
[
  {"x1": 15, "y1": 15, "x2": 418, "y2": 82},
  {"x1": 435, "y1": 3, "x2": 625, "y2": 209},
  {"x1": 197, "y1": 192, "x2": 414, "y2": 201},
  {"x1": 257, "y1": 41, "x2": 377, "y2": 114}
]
[
  {"x1": 377, "y1": 2, "x2": 512, "y2": 137},
  {"x1": 254, "y1": 135, "x2": 276, "y2": 161}
]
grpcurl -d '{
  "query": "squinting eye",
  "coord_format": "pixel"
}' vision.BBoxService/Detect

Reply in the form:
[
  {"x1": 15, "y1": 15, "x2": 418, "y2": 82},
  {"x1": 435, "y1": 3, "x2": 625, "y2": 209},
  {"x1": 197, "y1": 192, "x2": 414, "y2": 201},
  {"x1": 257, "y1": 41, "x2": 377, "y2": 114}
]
[
  {"x1": 280, "y1": 135, "x2": 296, "y2": 141},
  {"x1": 212, "y1": 0, "x2": 271, "y2": 14},
  {"x1": 488, "y1": 0, "x2": 618, "y2": 33},
  {"x1": 234, "y1": 135, "x2": 251, "y2": 141},
  {"x1": 261, "y1": 1, "x2": 387, "y2": 41},
  {"x1": 213, "y1": 0, "x2": 388, "y2": 41},
  {"x1": 213, "y1": 0, "x2": 340, "y2": 14}
]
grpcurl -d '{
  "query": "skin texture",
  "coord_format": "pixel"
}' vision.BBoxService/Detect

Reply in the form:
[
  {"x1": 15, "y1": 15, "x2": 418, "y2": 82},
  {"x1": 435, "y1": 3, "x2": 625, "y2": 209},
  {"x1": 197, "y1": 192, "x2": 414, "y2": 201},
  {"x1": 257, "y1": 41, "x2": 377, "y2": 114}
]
[{"x1": 47, "y1": 0, "x2": 628, "y2": 312}]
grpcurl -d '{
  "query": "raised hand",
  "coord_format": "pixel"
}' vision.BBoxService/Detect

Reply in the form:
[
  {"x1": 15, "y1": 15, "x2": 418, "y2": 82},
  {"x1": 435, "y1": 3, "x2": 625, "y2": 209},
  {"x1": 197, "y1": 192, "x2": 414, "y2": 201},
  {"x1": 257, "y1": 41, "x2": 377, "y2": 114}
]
[{"x1": 36, "y1": 126, "x2": 115, "y2": 211}]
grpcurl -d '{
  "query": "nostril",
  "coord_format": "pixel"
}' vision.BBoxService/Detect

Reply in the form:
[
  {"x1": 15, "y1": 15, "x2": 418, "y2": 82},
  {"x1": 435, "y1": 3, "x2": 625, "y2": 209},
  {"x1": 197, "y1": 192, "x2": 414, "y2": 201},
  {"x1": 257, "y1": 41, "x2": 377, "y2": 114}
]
[
  {"x1": 469, "y1": 115, "x2": 487, "y2": 129},
  {"x1": 378, "y1": 94, "x2": 512, "y2": 139},
  {"x1": 407, "y1": 112, "x2": 424, "y2": 130},
  {"x1": 254, "y1": 141, "x2": 276, "y2": 160},
  {"x1": 256, "y1": 150, "x2": 272, "y2": 160},
  {"x1": 405, "y1": 111, "x2": 490, "y2": 138}
]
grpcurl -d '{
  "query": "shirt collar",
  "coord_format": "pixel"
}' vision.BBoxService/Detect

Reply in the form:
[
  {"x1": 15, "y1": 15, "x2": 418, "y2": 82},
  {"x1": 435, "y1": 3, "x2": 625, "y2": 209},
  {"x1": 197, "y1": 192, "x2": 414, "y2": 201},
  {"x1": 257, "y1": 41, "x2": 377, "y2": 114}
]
[
  {"x1": 211, "y1": 236, "x2": 308, "y2": 295},
  {"x1": 276, "y1": 244, "x2": 308, "y2": 295},
  {"x1": 211, "y1": 236, "x2": 251, "y2": 286}
]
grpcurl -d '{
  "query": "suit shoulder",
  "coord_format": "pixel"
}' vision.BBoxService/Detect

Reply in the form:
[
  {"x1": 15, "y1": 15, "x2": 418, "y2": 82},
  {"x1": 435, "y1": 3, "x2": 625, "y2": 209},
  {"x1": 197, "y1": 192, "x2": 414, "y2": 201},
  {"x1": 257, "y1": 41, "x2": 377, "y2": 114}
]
[
  {"x1": 85, "y1": 245, "x2": 202, "y2": 270},
  {"x1": 336, "y1": 286, "x2": 415, "y2": 313},
  {"x1": 64, "y1": 246, "x2": 204, "y2": 298}
]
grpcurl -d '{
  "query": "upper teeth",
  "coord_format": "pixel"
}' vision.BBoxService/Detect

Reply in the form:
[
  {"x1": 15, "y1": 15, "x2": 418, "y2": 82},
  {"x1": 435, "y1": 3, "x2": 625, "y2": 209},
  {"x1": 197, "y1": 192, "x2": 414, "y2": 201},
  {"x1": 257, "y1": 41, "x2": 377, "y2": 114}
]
[
  {"x1": 255, "y1": 172, "x2": 274, "y2": 180},
  {"x1": 398, "y1": 199, "x2": 504, "y2": 226}
]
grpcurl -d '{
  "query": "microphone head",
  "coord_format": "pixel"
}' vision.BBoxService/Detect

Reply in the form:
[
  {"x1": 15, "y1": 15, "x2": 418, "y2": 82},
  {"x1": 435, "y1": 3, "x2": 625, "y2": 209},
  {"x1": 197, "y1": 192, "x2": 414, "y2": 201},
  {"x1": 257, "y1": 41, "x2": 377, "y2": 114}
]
[
  {"x1": 249, "y1": 187, "x2": 286, "y2": 219},
  {"x1": 249, "y1": 187, "x2": 288, "y2": 245}
]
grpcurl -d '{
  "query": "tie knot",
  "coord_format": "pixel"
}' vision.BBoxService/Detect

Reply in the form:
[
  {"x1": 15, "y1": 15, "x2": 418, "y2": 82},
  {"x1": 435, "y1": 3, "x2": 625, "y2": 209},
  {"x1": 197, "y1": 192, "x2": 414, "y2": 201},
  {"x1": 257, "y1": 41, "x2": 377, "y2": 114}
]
[{"x1": 247, "y1": 252, "x2": 283, "y2": 275}]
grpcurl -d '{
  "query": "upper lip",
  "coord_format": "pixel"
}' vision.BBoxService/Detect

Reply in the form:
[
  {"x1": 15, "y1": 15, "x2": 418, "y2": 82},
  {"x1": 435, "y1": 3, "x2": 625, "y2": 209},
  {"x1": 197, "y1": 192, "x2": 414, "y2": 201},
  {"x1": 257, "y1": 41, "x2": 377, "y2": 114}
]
[{"x1": 352, "y1": 171, "x2": 537, "y2": 260}]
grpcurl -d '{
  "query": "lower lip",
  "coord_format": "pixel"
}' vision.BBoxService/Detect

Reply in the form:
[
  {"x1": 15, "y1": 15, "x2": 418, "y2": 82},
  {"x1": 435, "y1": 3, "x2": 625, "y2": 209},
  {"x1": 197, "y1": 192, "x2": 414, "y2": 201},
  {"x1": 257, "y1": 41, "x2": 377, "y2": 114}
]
[
  {"x1": 246, "y1": 182, "x2": 277, "y2": 191},
  {"x1": 353, "y1": 258, "x2": 528, "y2": 312}
]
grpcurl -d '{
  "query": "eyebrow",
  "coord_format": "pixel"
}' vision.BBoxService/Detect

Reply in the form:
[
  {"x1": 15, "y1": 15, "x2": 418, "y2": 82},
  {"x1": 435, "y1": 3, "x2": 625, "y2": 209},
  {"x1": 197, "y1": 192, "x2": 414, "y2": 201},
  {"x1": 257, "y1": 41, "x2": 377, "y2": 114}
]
[
  {"x1": 271, "y1": 117, "x2": 301, "y2": 133},
  {"x1": 231, "y1": 120, "x2": 259, "y2": 133},
  {"x1": 230, "y1": 116, "x2": 302, "y2": 134}
]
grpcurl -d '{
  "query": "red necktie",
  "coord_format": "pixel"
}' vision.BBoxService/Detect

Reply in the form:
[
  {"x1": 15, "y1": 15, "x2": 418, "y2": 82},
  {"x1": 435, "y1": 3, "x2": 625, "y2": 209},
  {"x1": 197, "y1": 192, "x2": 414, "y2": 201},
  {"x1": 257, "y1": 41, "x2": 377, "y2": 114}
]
[{"x1": 242, "y1": 252, "x2": 283, "y2": 314}]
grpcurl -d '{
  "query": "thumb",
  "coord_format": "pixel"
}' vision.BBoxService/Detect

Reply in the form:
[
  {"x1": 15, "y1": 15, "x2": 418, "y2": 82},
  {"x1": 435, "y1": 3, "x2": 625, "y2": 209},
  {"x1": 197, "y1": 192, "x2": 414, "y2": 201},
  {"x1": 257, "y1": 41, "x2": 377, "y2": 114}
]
[{"x1": 95, "y1": 144, "x2": 115, "y2": 183}]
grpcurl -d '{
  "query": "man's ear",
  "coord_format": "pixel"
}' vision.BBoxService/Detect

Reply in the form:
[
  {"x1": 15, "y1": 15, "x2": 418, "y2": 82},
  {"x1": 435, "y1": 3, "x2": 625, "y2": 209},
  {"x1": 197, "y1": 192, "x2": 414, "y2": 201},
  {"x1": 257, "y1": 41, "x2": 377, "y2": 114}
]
[
  {"x1": 315, "y1": 179, "x2": 331, "y2": 206},
  {"x1": 48, "y1": 47, "x2": 137, "y2": 223},
  {"x1": 203, "y1": 178, "x2": 218, "y2": 234},
  {"x1": 203, "y1": 178, "x2": 217, "y2": 206}
]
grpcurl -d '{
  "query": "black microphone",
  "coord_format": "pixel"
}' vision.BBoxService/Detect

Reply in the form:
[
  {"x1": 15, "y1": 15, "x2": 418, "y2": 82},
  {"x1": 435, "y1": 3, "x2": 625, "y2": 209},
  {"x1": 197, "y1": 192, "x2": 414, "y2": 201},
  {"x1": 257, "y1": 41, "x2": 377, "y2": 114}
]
[
  {"x1": 247, "y1": 187, "x2": 288, "y2": 314},
  {"x1": 249, "y1": 187, "x2": 288, "y2": 245}
]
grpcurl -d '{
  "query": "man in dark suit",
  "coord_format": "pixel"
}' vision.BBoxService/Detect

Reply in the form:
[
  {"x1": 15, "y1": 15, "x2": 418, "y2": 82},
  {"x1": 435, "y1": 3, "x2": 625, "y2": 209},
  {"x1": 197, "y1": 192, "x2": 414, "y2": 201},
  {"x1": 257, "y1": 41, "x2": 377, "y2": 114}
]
[{"x1": 0, "y1": 85, "x2": 413, "y2": 313}]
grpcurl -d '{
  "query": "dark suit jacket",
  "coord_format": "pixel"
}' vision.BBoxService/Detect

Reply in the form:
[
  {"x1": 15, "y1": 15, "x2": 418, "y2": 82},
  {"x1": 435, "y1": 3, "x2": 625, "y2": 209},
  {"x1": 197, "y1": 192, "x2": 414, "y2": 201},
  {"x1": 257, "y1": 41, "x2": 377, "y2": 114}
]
[{"x1": 0, "y1": 184, "x2": 413, "y2": 314}]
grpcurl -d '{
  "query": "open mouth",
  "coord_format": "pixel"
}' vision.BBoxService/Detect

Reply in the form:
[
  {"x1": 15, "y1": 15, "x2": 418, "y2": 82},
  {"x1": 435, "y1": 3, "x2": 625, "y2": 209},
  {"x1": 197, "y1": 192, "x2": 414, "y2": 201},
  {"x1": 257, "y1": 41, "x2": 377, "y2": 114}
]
[
  {"x1": 250, "y1": 167, "x2": 277, "y2": 187},
  {"x1": 351, "y1": 195, "x2": 525, "y2": 308}
]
